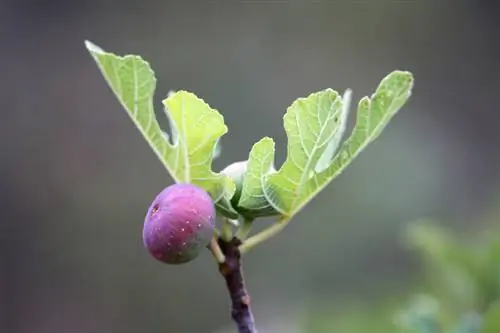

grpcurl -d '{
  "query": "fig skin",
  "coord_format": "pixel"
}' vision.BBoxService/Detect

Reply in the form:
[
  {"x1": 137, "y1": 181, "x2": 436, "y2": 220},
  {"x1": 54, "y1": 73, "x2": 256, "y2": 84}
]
[{"x1": 142, "y1": 183, "x2": 216, "y2": 264}]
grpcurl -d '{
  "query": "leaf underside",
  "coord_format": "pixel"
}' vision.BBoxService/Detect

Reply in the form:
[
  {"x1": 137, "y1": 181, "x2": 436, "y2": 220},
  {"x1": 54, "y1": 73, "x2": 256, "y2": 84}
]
[
  {"x1": 85, "y1": 40, "x2": 238, "y2": 218},
  {"x1": 238, "y1": 71, "x2": 414, "y2": 218},
  {"x1": 85, "y1": 40, "x2": 414, "y2": 221}
]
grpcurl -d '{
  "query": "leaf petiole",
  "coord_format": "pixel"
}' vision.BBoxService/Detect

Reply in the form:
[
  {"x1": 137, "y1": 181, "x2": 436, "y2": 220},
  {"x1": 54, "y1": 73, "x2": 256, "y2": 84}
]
[
  {"x1": 239, "y1": 216, "x2": 291, "y2": 254},
  {"x1": 235, "y1": 217, "x2": 254, "y2": 241},
  {"x1": 208, "y1": 238, "x2": 226, "y2": 263},
  {"x1": 221, "y1": 218, "x2": 236, "y2": 241}
]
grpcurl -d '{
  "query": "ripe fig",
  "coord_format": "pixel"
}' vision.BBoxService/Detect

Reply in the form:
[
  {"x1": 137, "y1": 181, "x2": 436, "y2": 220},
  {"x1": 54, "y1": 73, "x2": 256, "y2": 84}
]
[{"x1": 142, "y1": 183, "x2": 216, "y2": 264}]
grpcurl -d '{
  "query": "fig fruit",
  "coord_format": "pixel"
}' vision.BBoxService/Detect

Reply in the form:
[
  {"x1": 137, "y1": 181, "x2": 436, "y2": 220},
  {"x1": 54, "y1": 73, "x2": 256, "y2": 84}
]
[{"x1": 142, "y1": 183, "x2": 216, "y2": 264}]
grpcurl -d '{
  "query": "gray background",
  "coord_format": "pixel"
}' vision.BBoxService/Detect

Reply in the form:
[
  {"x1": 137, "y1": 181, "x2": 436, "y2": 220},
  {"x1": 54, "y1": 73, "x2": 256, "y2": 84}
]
[{"x1": 3, "y1": 1, "x2": 500, "y2": 332}]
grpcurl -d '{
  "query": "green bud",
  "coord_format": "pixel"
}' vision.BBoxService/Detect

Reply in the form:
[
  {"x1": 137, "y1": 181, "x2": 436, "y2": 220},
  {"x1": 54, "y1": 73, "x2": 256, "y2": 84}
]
[{"x1": 221, "y1": 160, "x2": 248, "y2": 207}]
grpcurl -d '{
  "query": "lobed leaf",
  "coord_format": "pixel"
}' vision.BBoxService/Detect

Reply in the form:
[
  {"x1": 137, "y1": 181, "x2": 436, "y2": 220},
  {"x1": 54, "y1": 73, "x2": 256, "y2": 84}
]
[
  {"x1": 236, "y1": 71, "x2": 413, "y2": 218},
  {"x1": 267, "y1": 70, "x2": 414, "y2": 216},
  {"x1": 85, "y1": 41, "x2": 238, "y2": 217}
]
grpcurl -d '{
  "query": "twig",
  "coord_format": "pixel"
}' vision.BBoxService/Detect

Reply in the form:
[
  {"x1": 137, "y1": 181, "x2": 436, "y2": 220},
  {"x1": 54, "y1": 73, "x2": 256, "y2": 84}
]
[{"x1": 218, "y1": 237, "x2": 258, "y2": 333}]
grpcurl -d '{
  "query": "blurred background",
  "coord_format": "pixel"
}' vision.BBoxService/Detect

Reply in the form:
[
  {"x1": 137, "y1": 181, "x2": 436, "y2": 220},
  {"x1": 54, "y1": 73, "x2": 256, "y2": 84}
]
[{"x1": 3, "y1": 1, "x2": 500, "y2": 332}]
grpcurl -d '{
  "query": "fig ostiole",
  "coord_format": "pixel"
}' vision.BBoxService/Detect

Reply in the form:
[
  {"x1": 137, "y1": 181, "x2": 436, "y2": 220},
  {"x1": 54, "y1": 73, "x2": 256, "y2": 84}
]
[{"x1": 142, "y1": 183, "x2": 216, "y2": 264}]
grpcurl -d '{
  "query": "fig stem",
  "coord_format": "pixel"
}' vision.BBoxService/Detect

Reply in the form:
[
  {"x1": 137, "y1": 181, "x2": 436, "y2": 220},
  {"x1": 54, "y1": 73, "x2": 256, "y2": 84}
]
[
  {"x1": 218, "y1": 237, "x2": 258, "y2": 333},
  {"x1": 208, "y1": 238, "x2": 226, "y2": 263},
  {"x1": 239, "y1": 216, "x2": 290, "y2": 255},
  {"x1": 235, "y1": 217, "x2": 254, "y2": 241}
]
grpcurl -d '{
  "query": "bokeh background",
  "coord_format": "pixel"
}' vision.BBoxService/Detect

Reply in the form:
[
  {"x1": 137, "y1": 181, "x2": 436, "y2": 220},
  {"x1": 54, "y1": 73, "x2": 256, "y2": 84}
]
[{"x1": 3, "y1": 1, "x2": 500, "y2": 332}]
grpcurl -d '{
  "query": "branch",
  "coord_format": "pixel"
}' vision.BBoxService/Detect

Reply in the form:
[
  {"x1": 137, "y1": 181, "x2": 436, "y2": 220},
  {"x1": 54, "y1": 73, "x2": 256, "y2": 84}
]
[{"x1": 217, "y1": 237, "x2": 258, "y2": 333}]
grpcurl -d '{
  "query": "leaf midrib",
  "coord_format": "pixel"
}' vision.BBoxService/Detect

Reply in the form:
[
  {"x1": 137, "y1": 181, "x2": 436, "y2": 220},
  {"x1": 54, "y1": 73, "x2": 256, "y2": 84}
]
[
  {"x1": 291, "y1": 89, "x2": 408, "y2": 216},
  {"x1": 288, "y1": 96, "x2": 340, "y2": 213},
  {"x1": 91, "y1": 50, "x2": 177, "y2": 183}
]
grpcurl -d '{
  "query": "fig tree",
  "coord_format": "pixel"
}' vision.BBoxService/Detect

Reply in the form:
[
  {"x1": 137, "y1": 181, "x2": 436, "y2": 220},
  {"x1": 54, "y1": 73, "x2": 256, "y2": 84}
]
[{"x1": 142, "y1": 183, "x2": 216, "y2": 264}]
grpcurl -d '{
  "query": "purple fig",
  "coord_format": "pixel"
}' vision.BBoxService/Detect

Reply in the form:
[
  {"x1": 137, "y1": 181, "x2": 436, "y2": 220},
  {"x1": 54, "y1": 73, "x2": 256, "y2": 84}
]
[{"x1": 142, "y1": 183, "x2": 216, "y2": 264}]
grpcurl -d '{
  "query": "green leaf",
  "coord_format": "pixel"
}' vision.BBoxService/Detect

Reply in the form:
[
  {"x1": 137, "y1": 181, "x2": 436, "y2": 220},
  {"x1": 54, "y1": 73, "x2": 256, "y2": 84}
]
[
  {"x1": 314, "y1": 89, "x2": 352, "y2": 173},
  {"x1": 264, "y1": 71, "x2": 414, "y2": 216},
  {"x1": 264, "y1": 88, "x2": 345, "y2": 216},
  {"x1": 322, "y1": 71, "x2": 413, "y2": 182},
  {"x1": 163, "y1": 92, "x2": 238, "y2": 217},
  {"x1": 85, "y1": 41, "x2": 238, "y2": 218},
  {"x1": 237, "y1": 137, "x2": 280, "y2": 218},
  {"x1": 212, "y1": 139, "x2": 222, "y2": 160}
]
